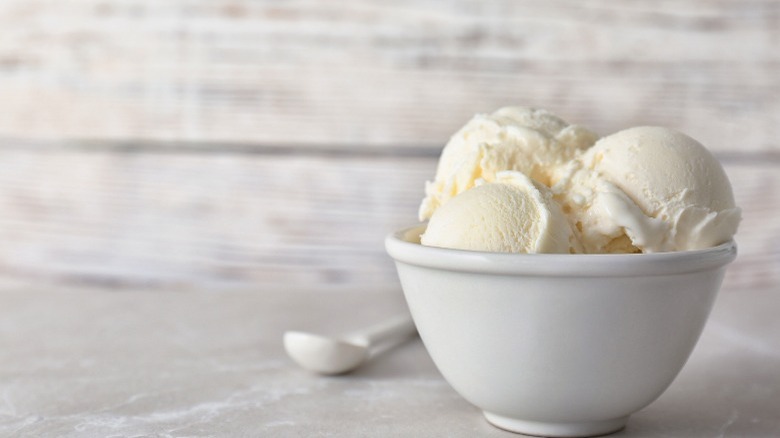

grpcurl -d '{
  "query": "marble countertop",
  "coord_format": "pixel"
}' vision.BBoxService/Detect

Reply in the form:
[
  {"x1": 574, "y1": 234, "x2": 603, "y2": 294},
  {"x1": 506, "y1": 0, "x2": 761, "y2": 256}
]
[{"x1": 0, "y1": 283, "x2": 778, "y2": 437}]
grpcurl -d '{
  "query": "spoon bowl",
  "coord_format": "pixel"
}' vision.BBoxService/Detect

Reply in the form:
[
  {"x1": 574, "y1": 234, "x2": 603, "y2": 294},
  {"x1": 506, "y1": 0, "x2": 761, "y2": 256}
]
[
  {"x1": 284, "y1": 331, "x2": 369, "y2": 375},
  {"x1": 284, "y1": 313, "x2": 417, "y2": 375}
]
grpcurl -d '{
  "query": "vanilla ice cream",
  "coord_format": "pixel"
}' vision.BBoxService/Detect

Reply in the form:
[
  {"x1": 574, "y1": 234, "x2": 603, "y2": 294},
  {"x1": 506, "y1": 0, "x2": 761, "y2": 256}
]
[
  {"x1": 418, "y1": 107, "x2": 740, "y2": 255},
  {"x1": 553, "y1": 126, "x2": 742, "y2": 253},
  {"x1": 419, "y1": 107, "x2": 598, "y2": 221},
  {"x1": 421, "y1": 171, "x2": 576, "y2": 253}
]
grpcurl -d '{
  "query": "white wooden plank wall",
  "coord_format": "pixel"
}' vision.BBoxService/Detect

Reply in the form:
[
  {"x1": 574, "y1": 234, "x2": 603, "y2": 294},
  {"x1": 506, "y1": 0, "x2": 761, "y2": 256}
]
[
  {"x1": 0, "y1": 146, "x2": 434, "y2": 290},
  {"x1": 0, "y1": 0, "x2": 777, "y2": 291},
  {"x1": 1, "y1": 0, "x2": 778, "y2": 151},
  {"x1": 0, "y1": 146, "x2": 775, "y2": 292}
]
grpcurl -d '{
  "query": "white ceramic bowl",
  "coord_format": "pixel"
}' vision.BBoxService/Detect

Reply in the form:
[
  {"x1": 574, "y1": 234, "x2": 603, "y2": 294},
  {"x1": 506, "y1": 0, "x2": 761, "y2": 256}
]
[{"x1": 386, "y1": 225, "x2": 737, "y2": 437}]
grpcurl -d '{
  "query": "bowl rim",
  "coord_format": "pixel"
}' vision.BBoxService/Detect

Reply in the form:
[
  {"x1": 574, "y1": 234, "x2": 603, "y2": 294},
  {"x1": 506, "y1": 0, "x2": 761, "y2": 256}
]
[{"x1": 385, "y1": 224, "x2": 737, "y2": 277}]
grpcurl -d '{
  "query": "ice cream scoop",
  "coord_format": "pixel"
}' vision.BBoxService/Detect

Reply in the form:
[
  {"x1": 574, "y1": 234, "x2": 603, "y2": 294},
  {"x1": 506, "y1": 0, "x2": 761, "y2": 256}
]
[
  {"x1": 421, "y1": 171, "x2": 576, "y2": 253},
  {"x1": 553, "y1": 126, "x2": 742, "y2": 253},
  {"x1": 419, "y1": 107, "x2": 597, "y2": 221}
]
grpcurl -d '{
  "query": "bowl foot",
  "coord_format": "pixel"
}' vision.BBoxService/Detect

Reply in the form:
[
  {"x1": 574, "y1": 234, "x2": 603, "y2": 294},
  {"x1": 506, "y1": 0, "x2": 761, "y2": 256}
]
[{"x1": 483, "y1": 412, "x2": 628, "y2": 437}]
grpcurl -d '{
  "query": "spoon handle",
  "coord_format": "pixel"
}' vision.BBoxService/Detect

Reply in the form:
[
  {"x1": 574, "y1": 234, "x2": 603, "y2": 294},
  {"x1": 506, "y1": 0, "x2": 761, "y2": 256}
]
[{"x1": 349, "y1": 313, "x2": 417, "y2": 347}]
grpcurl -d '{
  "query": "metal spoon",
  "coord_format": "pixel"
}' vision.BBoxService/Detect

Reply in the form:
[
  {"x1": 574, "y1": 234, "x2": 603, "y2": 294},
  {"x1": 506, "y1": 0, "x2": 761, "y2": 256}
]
[{"x1": 284, "y1": 313, "x2": 417, "y2": 375}]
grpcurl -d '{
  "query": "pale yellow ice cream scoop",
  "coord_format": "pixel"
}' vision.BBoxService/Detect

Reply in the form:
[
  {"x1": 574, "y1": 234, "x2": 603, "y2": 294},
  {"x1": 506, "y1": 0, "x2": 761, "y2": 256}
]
[
  {"x1": 421, "y1": 171, "x2": 576, "y2": 254},
  {"x1": 553, "y1": 126, "x2": 742, "y2": 253},
  {"x1": 419, "y1": 107, "x2": 597, "y2": 221}
]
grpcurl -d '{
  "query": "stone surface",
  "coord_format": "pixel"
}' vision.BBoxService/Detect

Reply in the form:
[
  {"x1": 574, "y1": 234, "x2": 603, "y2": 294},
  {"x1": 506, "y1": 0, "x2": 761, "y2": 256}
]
[{"x1": 0, "y1": 283, "x2": 777, "y2": 437}]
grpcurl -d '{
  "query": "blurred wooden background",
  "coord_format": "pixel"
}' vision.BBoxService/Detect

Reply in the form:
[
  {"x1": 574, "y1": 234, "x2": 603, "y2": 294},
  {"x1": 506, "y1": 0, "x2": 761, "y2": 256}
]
[{"x1": 0, "y1": 0, "x2": 777, "y2": 292}]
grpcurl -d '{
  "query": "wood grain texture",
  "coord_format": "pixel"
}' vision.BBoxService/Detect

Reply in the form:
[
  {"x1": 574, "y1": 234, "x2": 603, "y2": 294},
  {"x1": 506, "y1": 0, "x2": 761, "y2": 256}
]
[
  {"x1": 0, "y1": 146, "x2": 775, "y2": 292},
  {"x1": 1, "y1": 0, "x2": 778, "y2": 151},
  {"x1": 0, "y1": 147, "x2": 431, "y2": 290},
  {"x1": 0, "y1": 1, "x2": 776, "y2": 291}
]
